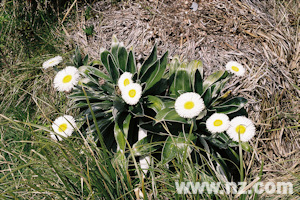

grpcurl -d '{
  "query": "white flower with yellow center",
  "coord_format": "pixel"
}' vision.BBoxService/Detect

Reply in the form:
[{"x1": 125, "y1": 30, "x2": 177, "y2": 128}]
[
  {"x1": 226, "y1": 116, "x2": 255, "y2": 142},
  {"x1": 225, "y1": 61, "x2": 245, "y2": 76},
  {"x1": 175, "y1": 92, "x2": 205, "y2": 118},
  {"x1": 51, "y1": 115, "x2": 76, "y2": 141},
  {"x1": 118, "y1": 72, "x2": 133, "y2": 91},
  {"x1": 206, "y1": 113, "x2": 230, "y2": 133},
  {"x1": 54, "y1": 66, "x2": 80, "y2": 92},
  {"x1": 42, "y1": 56, "x2": 63, "y2": 69},
  {"x1": 121, "y1": 83, "x2": 142, "y2": 105}
]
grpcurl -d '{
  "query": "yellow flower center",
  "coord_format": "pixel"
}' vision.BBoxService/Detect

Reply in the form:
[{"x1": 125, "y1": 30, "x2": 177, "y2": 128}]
[
  {"x1": 129, "y1": 89, "x2": 136, "y2": 98},
  {"x1": 235, "y1": 125, "x2": 246, "y2": 134},
  {"x1": 62, "y1": 75, "x2": 72, "y2": 83},
  {"x1": 231, "y1": 66, "x2": 239, "y2": 72},
  {"x1": 49, "y1": 60, "x2": 55, "y2": 65},
  {"x1": 58, "y1": 123, "x2": 68, "y2": 132},
  {"x1": 124, "y1": 78, "x2": 130, "y2": 86},
  {"x1": 213, "y1": 119, "x2": 223, "y2": 126},
  {"x1": 184, "y1": 101, "x2": 194, "y2": 110}
]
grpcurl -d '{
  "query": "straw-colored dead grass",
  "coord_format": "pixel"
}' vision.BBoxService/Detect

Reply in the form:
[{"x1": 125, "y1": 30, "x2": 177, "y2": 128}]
[{"x1": 64, "y1": 0, "x2": 299, "y2": 195}]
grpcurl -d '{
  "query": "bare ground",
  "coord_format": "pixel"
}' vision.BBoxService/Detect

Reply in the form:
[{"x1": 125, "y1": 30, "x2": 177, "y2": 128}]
[{"x1": 63, "y1": 0, "x2": 299, "y2": 190}]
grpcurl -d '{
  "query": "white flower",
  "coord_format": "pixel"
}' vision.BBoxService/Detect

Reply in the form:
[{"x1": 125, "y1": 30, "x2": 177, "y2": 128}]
[
  {"x1": 121, "y1": 83, "x2": 142, "y2": 105},
  {"x1": 206, "y1": 113, "x2": 230, "y2": 133},
  {"x1": 118, "y1": 72, "x2": 133, "y2": 91},
  {"x1": 51, "y1": 115, "x2": 76, "y2": 141},
  {"x1": 53, "y1": 66, "x2": 80, "y2": 92},
  {"x1": 140, "y1": 156, "x2": 150, "y2": 175},
  {"x1": 176, "y1": 143, "x2": 192, "y2": 154},
  {"x1": 42, "y1": 56, "x2": 63, "y2": 69},
  {"x1": 225, "y1": 61, "x2": 245, "y2": 76},
  {"x1": 175, "y1": 92, "x2": 205, "y2": 118},
  {"x1": 226, "y1": 116, "x2": 255, "y2": 142}
]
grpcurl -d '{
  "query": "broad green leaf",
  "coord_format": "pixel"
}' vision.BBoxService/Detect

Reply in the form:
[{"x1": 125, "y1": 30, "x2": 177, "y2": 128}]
[
  {"x1": 126, "y1": 50, "x2": 136, "y2": 73},
  {"x1": 107, "y1": 55, "x2": 119, "y2": 84},
  {"x1": 112, "y1": 97, "x2": 126, "y2": 119},
  {"x1": 73, "y1": 46, "x2": 83, "y2": 67},
  {"x1": 188, "y1": 60, "x2": 203, "y2": 83},
  {"x1": 169, "y1": 69, "x2": 192, "y2": 97},
  {"x1": 162, "y1": 136, "x2": 177, "y2": 164},
  {"x1": 141, "y1": 51, "x2": 168, "y2": 92},
  {"x1": 211, "y1": 77, "x2": 229, "y2": 99},
  {"x1": 202, "y1": 87, "x2": 212, "y2": 106},
  {"x1": 101, "y1": 82, "x2": 115, "y2": 94},
  {"x1": 132, "y1": 134, "x2": 164, "y2": 156},
  {"x1": 85, "y1": 66, "x2": 111, "y2": 81},
  {"x1": 100, "y1": 50, "x2": 110, "y2": 73},
  {"x1": 83, "y1": 54, "x2": 89, "y2": 65},
  {"x1": 213, "y1": 97, "x2": 247, "y2": 114},
  {"x1": 111, "y1": 35, "x2": 119, "y2": 66},
  {"x1": 129, "y1": 102, "x2": 144, "y2": 117},
  {"x1": 118, "y1": 46, "x2": 128, "y2": 72},
  {"x1": 203, "y1": 70, "x2": 225, "y2": 92},
  {"x1": 196, "y1": 109, "x2": 207, "y2": 120},
  {"x1": 114, "y1": 122, "x2": 126, "y2": 151},
  {"x1": 241, "y1": 142, "x2": 252, "y2": 152},
  {"x1": 218, "y1": 97, "x2": 248, "y2": 107},
  {"x1": 155, "y1": 108, "x2": 186, "y2": 123},
  {"x1": 168, "y1": 55, "x2": 180, "y2": 77},
  {"x1": 147, "y1": 95, "x2": 165, "y2": 113},
  {"x1": 143, "y1": 78, "x2": 168, "y2": 96},
  {"x1": 72, "y1": 101, "x2": 112, "y2": 110},
  {"x1": 139, "y1": 44, "x2": 157, "y2": 78},
  {"x1": 122, "y1": 114, "x2": 131, "y2": 138},
  {"x1": 194, "y1": 69, "x2": 203, "y2": 95}
]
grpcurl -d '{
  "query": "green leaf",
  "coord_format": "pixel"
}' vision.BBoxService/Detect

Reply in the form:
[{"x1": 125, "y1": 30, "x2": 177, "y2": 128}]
[
  {"x1": 196, "y1": 109, "x2": 207, "y2": 120},
  {"x1": 188, "y1": 60, "x2": 203, "y2": 83},
  {"x1": 162, "y1": 136, "x2": 177, "y2": 164},
  {"x1": 83, "y1": 54, "x2": 89, "y2": 65},
  {"x1": 132, "y1": 134, "x2": 164, "y2": 156},
  {"x1": 118, "y1": 45, "x2": 128, "y2": 72},
  {"x1": 101, "y1": 82, "x2": 115, "y2": 94},
  {"x1": 203, "y1": 70, "x2": 225, "y2": 92},
  {"x1": 73, "y1": 46, "x2": 83, "y2": 68},
  {"x1": 85, "y1": 66, "x2": 111, "y2": 81},
  {"x1": 126, "y1": 50, "x2": 136, "y2": 73},
  {"x1": 168, "y1": 55, "x2": 180, "y2": 78},
  {"x1": 202, "y1": 87, "x2": 212, "y2": 106},
  {"x1": 122, "y1": 114, "x2": 131, "y2": 138},
  {"x1": 108, "y1": 55, "x2": 119, "y2": 84},
  {"x1": 218, "y1": 97, "x2": 248, "y2": 107},
  {"x1": 111, "y1": 36, "x2": 119, "y2": 66},
  {"x1": 169, "y1": 69, "x2": 192, "y2": 97},
  {"x1": 139, "y1": 44, "x2": 157, "y2": 78},
  {"x1": 129, "y1": 102, "x2": 144, "y2": 117},
  {"x1": 147, "y1": 95, "x2": 165, "y2": 113},
  {"x1": 100, "y1": 50, "x2": 110, "y2": 73},
  {"x1": 114, "y1": 122, "x2": 126, "y2": 151},
  {"x1": 211, "y1": 77, "x2": 229, "y2": 99},
  {"x1": 213, "y1": 97, "x2": 247, "y2": 114},
  {"x1": 194, "y1": 69, "x2": 203, "y2": 95},
  {"x1": 113, "y1": 97, "x2": 126, "y2": 119},
  {"x1": 241, "y1": 142, "x2": 252, "y2": 152},
  {"x1": 72, "y1": 101, "x2": 113, "y2": 110},
  {"x1": 155, "y1": 108, "x2": 186, "y2": 123},
  {"x1": 141, "y1": 51, "x2": 168, "y2": 92}
]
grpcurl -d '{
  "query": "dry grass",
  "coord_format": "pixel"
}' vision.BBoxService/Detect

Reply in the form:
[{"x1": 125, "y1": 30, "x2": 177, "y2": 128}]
[{"x1": 61, "y1": 0, "x2": 299, "y2": 196}]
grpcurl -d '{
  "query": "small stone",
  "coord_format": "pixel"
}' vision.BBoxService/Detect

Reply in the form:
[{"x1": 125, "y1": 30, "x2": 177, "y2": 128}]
[{"x1": 190, "y1": 2, "x2": 198, "y2": 11}]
